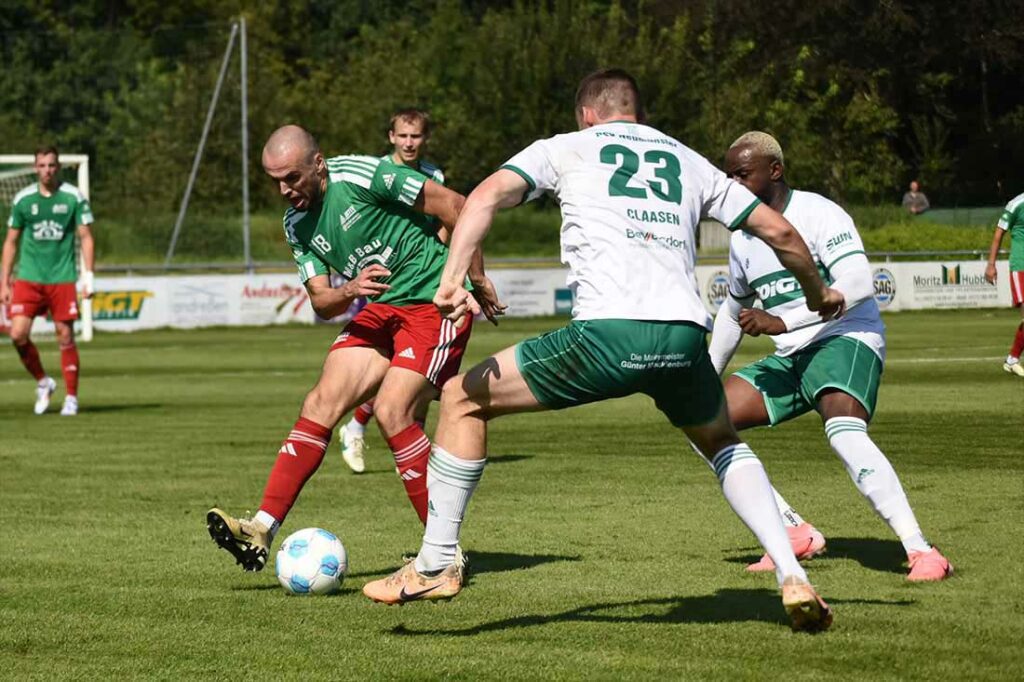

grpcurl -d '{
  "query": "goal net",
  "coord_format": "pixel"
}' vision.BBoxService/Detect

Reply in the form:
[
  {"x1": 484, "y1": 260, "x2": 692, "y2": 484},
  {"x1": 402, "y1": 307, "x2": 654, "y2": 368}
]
[{"x1": 0, "y1": 154, "x2": 93, "y2": 341}]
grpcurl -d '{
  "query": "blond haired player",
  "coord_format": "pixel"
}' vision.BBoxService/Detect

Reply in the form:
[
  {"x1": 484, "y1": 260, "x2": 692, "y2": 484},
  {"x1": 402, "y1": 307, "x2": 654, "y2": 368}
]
[{"x1": 709, "y1": 131, "x2": 952, "y2": 581}]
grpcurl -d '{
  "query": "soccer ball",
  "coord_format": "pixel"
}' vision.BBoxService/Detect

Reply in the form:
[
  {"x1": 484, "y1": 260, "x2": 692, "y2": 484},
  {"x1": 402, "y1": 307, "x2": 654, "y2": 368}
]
[{"x1": 275, "y1": 528, "x2": 347, "y2": 595}]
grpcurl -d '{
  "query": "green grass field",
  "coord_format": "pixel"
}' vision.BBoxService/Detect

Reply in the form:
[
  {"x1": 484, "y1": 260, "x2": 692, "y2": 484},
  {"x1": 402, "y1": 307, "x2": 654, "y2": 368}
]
[{"x1": 1, "y1": 311, "x2": 1022, "y2": 679}]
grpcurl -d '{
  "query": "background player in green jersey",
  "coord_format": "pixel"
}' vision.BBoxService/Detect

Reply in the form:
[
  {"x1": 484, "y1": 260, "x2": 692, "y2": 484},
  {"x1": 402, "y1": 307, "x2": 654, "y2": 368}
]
[
  {"x1": 984, "y1": 191, "x2": 1024, "y2": 376},
  {"x1": 339, "y1": 108, "x2": 448, "y2": 473},
  {"x1": 711, "y1": 132, "x2": 952, "y2": 582},
  {"x1": 364, "y1": 70, "x2": 843, "y2": 632},
  {"x1": 207, "y1": 125, "x2": 503, "y2": 573},
  {"x1": 1, "y1": 145, "x2": 94, "y2": 416}
]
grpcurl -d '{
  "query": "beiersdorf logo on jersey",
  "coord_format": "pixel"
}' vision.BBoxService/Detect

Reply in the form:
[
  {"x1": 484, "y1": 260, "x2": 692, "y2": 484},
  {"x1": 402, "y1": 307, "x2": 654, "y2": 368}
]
[
  {"x1": 624, "y1": 228, "x2": 686, "y2": 250},
  {"x1": 873, "y1": 268, "x2": 896, "y2": 308},
  {"x1": 92, "y1": 290, "x2": 152, "y2": 320},
  {"x1": 31, "y1": 220, "x2": 64, "y2": 240},
  {"x1": 705, "y1": 270, "x2": 730, "y2": 309}
]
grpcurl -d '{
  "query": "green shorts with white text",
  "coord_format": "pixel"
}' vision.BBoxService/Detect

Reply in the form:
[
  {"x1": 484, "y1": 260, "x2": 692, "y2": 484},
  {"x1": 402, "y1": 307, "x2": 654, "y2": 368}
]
[{"x1": 514, "y1": 319, "x2": 722, "y2": 427}]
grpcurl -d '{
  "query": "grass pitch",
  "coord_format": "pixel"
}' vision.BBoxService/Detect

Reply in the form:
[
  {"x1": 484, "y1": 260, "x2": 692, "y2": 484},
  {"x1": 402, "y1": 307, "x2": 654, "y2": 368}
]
[{"x1": 1, "y1": 310, "x2": 1022, "y2": 679}]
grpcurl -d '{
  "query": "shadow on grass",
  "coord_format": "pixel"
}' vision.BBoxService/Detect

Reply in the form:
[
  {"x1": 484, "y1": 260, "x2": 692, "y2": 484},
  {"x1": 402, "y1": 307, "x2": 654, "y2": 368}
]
[
  {"x1": 230, "y1": 583, "x2": 360, "y2": 597},
  {"x1": 347, "y1": 551, "x2": 580, "y2": 579},
  {"x1": 486, "y1": 454, "x2": 534, "y2": 465},
  {"x1": 81, "y1": 403, "x2": 164, "y2": 413},
  {"x1": 389, "y1": 589, "x2": 915, "y2": 636},
  {"x1": 726, "y1": 536, "x2": 906, "y2": 576}
]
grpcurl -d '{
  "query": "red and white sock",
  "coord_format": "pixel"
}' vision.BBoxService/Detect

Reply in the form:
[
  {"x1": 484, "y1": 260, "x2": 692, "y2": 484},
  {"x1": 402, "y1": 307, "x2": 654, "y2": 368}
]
[
  {"x1": 387, "y1": 423, "x2": 431, "y2": 525},
  {"x1": 60, "y1": 342, "x2": 79, "y2": 397},
  {"x1": 15, "y1": 340, "x2": 46, "y2": 381},
  {"x1": 258, "y1": 417, "x2": 332, "y2": 526},
  {"x1": 1009, "y1": 323, "x2": 1024, "y2": 361}
]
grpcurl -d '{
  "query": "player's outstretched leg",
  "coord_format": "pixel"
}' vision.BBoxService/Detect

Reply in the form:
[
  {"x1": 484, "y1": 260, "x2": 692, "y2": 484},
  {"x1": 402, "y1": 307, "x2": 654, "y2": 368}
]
[
  {"x1": 340, "y1": 400, "x2": 375, "y2": 473},
  {"x1": 718, "y1": 375, "x2": 828, "y2": 572},
  {"x1": 208, "y1": 346, "x2": 389, "y2": 572},
  {"x1": 686, "y1": 403, "x2": 832, "y2": 633}
]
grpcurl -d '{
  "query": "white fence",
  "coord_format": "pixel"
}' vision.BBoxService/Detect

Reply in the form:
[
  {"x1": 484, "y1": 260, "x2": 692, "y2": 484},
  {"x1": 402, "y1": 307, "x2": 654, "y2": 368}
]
[{"x1": 25, "y1": 259, "x2": 1012, "y2": 334}]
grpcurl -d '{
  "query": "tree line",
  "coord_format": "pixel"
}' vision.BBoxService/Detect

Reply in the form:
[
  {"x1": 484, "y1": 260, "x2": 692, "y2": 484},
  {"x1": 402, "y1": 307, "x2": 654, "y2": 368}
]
[{"x1": 2, "y1": 0, "x2": 1022, "y2": 217}]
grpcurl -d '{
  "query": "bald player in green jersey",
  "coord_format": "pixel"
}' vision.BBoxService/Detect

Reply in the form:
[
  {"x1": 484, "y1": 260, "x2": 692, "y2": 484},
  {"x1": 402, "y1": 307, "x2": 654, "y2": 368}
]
[{"x1": 207, "y1": 125, "x2": 503, "y2": 574}]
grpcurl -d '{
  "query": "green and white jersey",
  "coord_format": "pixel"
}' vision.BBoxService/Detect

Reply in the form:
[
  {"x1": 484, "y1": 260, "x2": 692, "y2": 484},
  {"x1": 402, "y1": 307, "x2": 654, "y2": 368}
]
[
  {"x1": 6, "y1": 182, "x2": 93, "y2": 284},
  {"x1": 728, "y1": 189, "x2": 885, "y2": 359},
  {"x1": 283, "y1": 155, "x2": 448, "y2": 306},
  {"x1": 997, "y1": 192, "x2": 1024, "y2": 271},
  {"x1": 502, "y1": 121, "x2": 760, "y2": 326}
]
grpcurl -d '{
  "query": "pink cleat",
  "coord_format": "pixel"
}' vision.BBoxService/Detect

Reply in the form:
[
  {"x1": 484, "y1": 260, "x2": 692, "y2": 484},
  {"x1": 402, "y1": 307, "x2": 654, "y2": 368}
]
[
  {"x1": 747, "y1": 523, "x2": 827, "y2": 573},
  {"x1": 907, "y1": 547, "x2": 953, "y2": 582}
]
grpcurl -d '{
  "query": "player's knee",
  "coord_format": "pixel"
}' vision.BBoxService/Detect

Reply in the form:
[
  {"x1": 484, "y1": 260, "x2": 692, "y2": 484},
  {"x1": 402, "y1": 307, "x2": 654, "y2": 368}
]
[
  {"x1": 301, "y1": 385, "x2": 344, "y2": 426},
  {"x1": 372, "y1": 398, "x2": 415, "y2": 435},
  {"x1": 10, "y1": 329, "x2": 29, "y2": 346},
  {"x1": 440, "y1": 376, "x2": 487, "y2": 420}
]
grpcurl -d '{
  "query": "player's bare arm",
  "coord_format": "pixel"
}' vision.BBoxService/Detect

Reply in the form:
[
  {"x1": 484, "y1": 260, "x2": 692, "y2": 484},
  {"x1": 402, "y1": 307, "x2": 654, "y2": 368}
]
[
  {"x1": 0, "y1": 228, "x2": 19, "y2": 305},
  {"x1": 77, "y1": 224, "x2": 96, "y2": 298},
  {"x1": 985, "y1": 226, "x2": 1005, "y2": 284},
  {"x1": 303, "y1": 265, "x2": 391, "y2": 319},
  {"x1": 742, "y1": 203, "x2": 844, "y2": 318},
  {"x1": 435, "y1": 169, "x2": 525, "y2": 323},
  {"x1": 417, "y1": 178, "x2": 507, "y2": 324}
]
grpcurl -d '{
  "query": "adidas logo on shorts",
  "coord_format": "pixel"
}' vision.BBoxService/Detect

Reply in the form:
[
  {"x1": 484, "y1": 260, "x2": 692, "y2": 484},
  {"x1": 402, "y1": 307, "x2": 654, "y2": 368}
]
[{"x1": 398, "y1": 346, "x2": 416, "y2": 360}]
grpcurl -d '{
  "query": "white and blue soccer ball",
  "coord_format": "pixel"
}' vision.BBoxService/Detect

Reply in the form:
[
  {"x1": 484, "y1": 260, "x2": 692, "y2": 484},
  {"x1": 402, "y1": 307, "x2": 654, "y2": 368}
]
[{"x1": 275, "y1": 528, "x2": 347, "y2": 595}]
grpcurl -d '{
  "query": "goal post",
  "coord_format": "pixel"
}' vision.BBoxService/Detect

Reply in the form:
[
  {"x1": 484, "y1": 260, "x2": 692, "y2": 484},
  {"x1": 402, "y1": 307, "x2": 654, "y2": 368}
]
[{"x1": 0, "y1": 154, "x2": 93, "y2": 342}]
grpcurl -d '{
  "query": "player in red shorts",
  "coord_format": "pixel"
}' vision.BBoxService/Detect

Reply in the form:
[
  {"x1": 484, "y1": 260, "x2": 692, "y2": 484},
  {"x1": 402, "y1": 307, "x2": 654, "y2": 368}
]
[
  {"x1": 206, "y1": 124, "x2": 503, "y2": 572},
  {"x1": 0, "y1": 146, "x2": 95, "y2": 416},
  {"x1": 985, "y1": 191, "x2": 1024, "y2": 376}
]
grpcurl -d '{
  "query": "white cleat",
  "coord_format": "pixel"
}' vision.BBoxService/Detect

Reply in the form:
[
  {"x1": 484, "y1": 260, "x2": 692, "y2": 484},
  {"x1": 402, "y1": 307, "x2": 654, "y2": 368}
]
[
  {"x1": 1003, "y1": 361, "x2": 1024, "y2": 377},
  {"x1": 60, "y1": 395, "x2": 79, "y2": 416},
  {"x1": 340, "y1": 425, "x2": 367, "y2": 473},
  {"x1": 34, "y1": 377, "x2": 57, "y2": 415}
]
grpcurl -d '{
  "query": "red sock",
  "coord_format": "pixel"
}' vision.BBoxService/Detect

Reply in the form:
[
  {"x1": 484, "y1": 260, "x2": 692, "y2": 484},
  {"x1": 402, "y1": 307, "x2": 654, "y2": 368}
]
[
  {"x1": 354, "y1": 400, "x2": 374, "y2": 425},
  {"x1": 258, "y1": 417, "x2": 332, "y2": 523},
  {"x1": 1011, "y1": 323, "x2": 1024, "y2": 359},
  {"x1": 15, "y1": 341, "x2": 46, "y2": 381},
  {"x1": 60, "y1": 342, "x2": 79, "y2": 397},
  {"x1": 387, "y1": 423, "x2": 431, "y2": 525}
]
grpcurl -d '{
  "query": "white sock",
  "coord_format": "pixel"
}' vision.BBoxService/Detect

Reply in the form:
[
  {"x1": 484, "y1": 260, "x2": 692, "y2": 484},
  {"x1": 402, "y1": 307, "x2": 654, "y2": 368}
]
[
  {"x1": 416, "y1": 445, "x2": 486, "y2": 573},
  {"x1": 770, "y1": 486, "x2": 806, "y2": 527},
  {"x1": 346, "y1": 419, "x2": 366, "y2": 439},
  {"x1": 824, "y1": 417, "x2": 931, "y2": 554},
  {"x1": 254, "y1": 510, "x2": 281, "y2": 541},
  {"x1": 1007, "y1": 355, "x2": 1019, "y2": 365},
  {"x1": 710, "y1": 443, "x2": 808, "y2": 586}
]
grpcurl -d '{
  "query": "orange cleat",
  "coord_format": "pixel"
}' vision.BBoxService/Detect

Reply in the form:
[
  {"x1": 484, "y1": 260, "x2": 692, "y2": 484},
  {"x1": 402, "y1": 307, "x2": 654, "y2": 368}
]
[
  {"x1": 747, "y1": 523, "x2": 827, "y2": 572},
  {"x1": 781, "y1": 576, "x2": 833, "y2": 633},
  {"x1": 363, "y1": 560, "x2": 462, "y2": 604},
  {"x1": 907, "y1": 547, "x2": 953, "y2": 582}
]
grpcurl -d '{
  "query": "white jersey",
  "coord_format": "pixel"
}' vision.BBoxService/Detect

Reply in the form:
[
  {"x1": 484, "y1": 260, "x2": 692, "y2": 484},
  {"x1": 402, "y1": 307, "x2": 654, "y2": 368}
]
[
  {"x1": 502, "y1": 121, "x2": 760, "y2": 326},
  {"x1": 728, "y1": 189, "x2": 886, "y2": 359}
]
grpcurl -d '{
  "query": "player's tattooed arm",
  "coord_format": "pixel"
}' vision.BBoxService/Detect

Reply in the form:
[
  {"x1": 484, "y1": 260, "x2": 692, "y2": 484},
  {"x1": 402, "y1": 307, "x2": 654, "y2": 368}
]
[
  {"x1": 303, "y1": 266, "x2": 391, "y2": 318},
  {"x1": 742, "y1": 203, "x2": 844, "y2": 319},
  {"x1": 0, "y1": 228, "x2": 19, "y2": 305}
]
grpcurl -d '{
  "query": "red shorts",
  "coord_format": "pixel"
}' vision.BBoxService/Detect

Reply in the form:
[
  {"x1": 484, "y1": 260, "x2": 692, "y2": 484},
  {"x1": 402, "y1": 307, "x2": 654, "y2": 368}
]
[
  {"x1": 1010, "y1": 270, "x2": 1024, "y2": 307},
  {"x1": 9, "y1": 280, "x2": 79, "y2": 321},
  {"x1": 331, "y1": 302, "x2": 472, "y2": 388}
]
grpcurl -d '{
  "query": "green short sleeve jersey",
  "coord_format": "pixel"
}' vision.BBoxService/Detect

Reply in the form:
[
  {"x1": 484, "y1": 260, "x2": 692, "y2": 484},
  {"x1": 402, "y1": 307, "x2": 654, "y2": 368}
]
[
  {"x1": 6, "y1": 182, "x2": 93, "y2": 284},
  {"x1": 997, "y1": 192, "x2": 1024, "y2": 271},
  {"x1": 282, "y1": 155, "x2": 449, "y2": 305}
]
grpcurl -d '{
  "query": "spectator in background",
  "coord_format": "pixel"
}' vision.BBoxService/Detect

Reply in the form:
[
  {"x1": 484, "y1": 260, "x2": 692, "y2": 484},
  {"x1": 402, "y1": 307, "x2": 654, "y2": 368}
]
[{"x1": 902, "y1": 180, "x2": 930, "y2": 215}]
